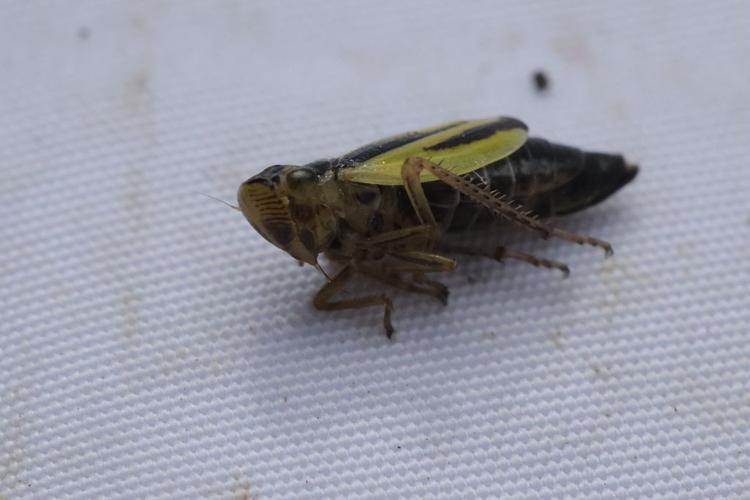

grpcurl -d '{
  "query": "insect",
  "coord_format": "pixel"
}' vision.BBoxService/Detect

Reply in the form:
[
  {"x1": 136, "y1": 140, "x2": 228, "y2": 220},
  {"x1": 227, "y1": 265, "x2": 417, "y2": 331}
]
[
  {"x1": 532, "y1": 69, "x2": 550, "y2": 92},
  {"x1": 238, "y1": 117, "x2": 638, "y2": 337}
]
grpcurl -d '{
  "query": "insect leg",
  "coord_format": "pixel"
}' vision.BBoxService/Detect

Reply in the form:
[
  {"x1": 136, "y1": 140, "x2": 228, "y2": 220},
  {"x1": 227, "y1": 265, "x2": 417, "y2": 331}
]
[
  {"x1": 312, "y1": 263, "x2": 395, "y2": 337},
  {"x1": 412, "y1": 273, "x2": 450, "y2": 304},
  {"x1": 378, "y1": 250, "x2": 456, "y2": 300},
  {"x1": 401, "y1": 157, "x2": 439, "y2": 227},
  {"x1": 355, "y1": 231, "x2": 455, "y2": 304},
  {"x1": 357, "y1": 265, "x2": 449, "y2": 305},
  {"x1": 408, "y1": 157, "x2": 613, "y2": 256},
  {"x1": 386, "y1": 249, "x2": 457, "y2": 273},
  {"x1": 359, "y1": 224, "x2": 436, "y2": 250},
  {"x1": 441, "y1": 243, "x2": 570, "y2": 277},
  {"x1": 496, "y1": 247, "x2": 570, "y2": 277}
]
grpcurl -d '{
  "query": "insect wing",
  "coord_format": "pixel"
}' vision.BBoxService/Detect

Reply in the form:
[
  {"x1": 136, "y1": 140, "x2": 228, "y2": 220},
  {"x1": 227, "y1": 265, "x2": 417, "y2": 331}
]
[
  {"x1": 339, "y1": 117, "x2": 528, "y2": 185},
  {"x1": 337, "y1": 120, "x2": 466, "y2": 166}
]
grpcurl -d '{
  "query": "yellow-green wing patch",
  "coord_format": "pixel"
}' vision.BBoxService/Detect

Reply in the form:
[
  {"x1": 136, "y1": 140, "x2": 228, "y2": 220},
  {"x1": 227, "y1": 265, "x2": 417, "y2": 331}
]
[
  {"x1": 337, "y1": 120, "x2": 466, "y2": 166},
  {"x1": 339, "y1": 117, "x2": 528, "y2": 185}
]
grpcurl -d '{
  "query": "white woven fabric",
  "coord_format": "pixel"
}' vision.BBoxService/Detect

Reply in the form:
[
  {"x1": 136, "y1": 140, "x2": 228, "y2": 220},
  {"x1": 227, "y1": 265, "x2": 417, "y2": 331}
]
[{"x1": 2, "y1": 1, "x2": 748, "y2": 498}]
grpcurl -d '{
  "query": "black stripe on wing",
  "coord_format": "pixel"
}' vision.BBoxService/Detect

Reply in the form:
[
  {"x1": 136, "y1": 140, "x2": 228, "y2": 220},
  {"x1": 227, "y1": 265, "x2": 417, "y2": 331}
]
[
  {"x1": 338, "y1": 121, "x2": 464, "y2": 165},
  {"x1": 424, "y1": 117, "x2": 528, "y2": 151}
]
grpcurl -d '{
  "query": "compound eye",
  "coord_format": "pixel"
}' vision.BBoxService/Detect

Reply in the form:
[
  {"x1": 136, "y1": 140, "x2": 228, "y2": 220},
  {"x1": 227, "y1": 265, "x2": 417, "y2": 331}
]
[{"x1": 286, "y1": 168, "x2": 317, "y2": 189}]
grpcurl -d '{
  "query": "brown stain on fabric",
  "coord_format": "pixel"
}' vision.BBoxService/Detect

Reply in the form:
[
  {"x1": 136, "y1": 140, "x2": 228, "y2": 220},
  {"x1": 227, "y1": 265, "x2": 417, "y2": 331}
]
[
  {"x1": 125, "y1": 67, "x2": 151, "y2": 113},
  {"x1": 123, "y1": 13, "x2": 153, "y2": 114},
  {"x1": 231, "y1": 473, "x2": 253, "y2": 500},
  {"x1": 121, "y1": 286, "x2": 141, "y2": 338},
  {"x1": 552, "y1": 32, "x2": 595, "y2": 68},
  {"x1": 121, "y1": 168, "x2": 148, "y2": 247},
  {"x1": 0, "y1": 388, "x2": 26, "y2": 490},
  {"x1": 591, "y1": 364, "x2": 611, "y2": 381},
  {"x1": 549, "y1": 330, "x2": 564, "y2": 350},
  {"x1": 119, "y1": 167, "x2": 147, "y2": 339},
  {"x1": 600, "y1": 258, "x2": 651, "y2": 287}
]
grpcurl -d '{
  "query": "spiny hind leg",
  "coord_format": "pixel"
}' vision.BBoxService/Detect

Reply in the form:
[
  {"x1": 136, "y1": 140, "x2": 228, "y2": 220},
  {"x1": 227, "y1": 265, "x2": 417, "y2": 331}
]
[
  {"x1": 313, "y1": 264, "x2": 395, "y2": 338},
  {"x1": 406, "y1": 157, "x2": 613, "y2": 256},
  {"x1": 441, "y1": 242, "x2": 570, "y2": 277}
]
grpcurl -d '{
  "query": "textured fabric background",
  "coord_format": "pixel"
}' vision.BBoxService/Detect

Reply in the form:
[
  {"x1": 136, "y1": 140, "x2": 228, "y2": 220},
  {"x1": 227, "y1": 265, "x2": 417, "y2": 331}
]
[{"x1": 1, "y1": 1, "x2": 749, "y2": 498}]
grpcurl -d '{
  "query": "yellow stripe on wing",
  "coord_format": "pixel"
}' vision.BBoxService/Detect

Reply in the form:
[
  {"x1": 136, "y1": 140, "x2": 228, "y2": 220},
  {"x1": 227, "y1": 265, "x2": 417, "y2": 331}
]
[{"x1": 340, "y1": 117, "x2": 528, "y2": 185}]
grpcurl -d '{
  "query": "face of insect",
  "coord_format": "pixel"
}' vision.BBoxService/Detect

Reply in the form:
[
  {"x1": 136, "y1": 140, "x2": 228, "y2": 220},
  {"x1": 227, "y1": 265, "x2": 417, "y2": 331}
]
[{"x1": 237, "y1": 165, "x2": 323, "y2": 266}]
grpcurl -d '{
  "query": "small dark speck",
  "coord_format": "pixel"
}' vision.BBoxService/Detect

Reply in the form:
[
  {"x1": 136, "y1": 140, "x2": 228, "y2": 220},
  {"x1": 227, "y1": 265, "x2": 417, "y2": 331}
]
[
  {"x1": 480, "y1": 331, "x2": 497, "y2": 341},
  {"x1": 549, "y1": 330, "x2": 563, "y2": 349},
  {"x1": 591, "y1": 365, "x2": 610, "y2": 380},
  {"x1": 532, "y1": 70, "x2": 550, "y2": 92},
  {"x1": 77, "y1": 26, "x2": 91, "y2": 40},
  {"x1": 673, "y1": 406, "x2": 678, "y2": 413},
  {"x1": 396, "y1": 446, "x2": 401, "y2": 450}
]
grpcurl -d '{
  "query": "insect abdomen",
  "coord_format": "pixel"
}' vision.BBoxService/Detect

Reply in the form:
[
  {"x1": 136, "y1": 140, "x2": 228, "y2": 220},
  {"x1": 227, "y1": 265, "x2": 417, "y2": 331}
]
[
  {"x1": 445, "y1": 138, "x2": 638, "y2": 231},
  {"x1": 508, "y1": 138, "x2": 638, "y2": 217}
]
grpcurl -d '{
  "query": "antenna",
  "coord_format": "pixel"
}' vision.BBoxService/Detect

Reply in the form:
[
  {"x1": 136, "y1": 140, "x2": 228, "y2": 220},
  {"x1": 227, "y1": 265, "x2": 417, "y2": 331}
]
[{"x1": 197, "y1": 192, "x2": 240, "y2": 211}]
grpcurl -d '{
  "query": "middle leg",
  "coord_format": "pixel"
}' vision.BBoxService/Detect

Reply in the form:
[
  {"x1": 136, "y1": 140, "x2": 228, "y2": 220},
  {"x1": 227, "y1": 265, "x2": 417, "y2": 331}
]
[
  {"x1": 441, "y1": 242, "x2": 570, "y2": 277},
  {"x1": 313, "y1": 263, "x2": 395, "y2": 337},
  {"x1": 356, "y1": 264, "x2": 450, "y2": 305}
]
